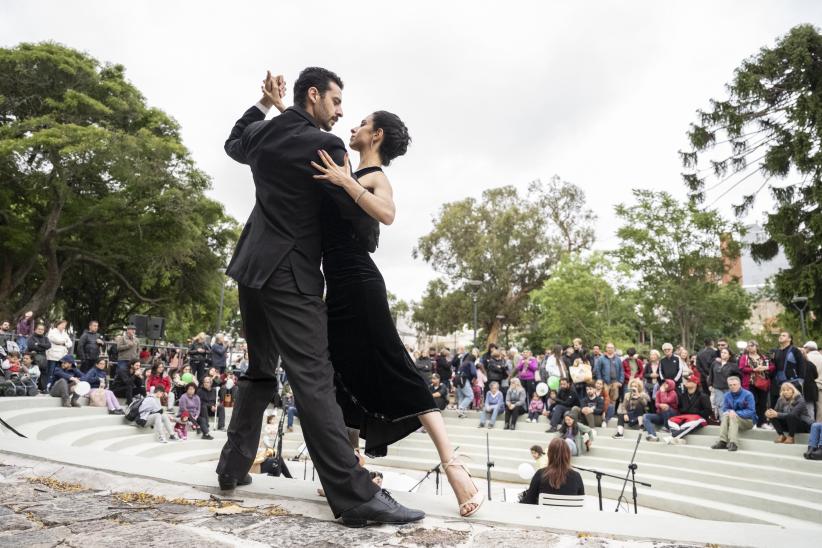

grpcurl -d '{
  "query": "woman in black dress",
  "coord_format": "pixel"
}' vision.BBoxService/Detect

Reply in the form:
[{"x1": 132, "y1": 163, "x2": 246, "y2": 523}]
[{"x1": 310, "y1": 114, "x2": 484, "y2": 518}]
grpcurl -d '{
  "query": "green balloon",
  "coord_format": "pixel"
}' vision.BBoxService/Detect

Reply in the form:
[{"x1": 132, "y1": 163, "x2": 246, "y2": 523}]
[{"x1": 548, "y1": 376, "x2": 560, "y2": 390}]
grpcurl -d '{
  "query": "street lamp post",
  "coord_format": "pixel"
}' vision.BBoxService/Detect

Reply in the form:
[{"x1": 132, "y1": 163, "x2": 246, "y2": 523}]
[
  {"x1": 216, "y1": 268, "x2": 226, "y2": 334},
  {"x1": 495, "y1": 314, "x2": 507, "y2": 347},
  {"x1": 466, "y1": 280, "x2": 482, "y2": 348},
  {"x1": 791, "y1": 296, "x2": 809, "y2": 340}
]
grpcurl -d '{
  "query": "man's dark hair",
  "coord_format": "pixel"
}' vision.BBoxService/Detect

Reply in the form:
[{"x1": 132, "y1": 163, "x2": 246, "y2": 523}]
[
  {"x1": 626, "y1": 347, "x2": 636, "y2": 357},
  {"x1": 293, "y1": 67, "x2": 343, "y2": 109},
  {"x1": 372, "y1": 110, "x2": 411, "y2": 166},
  {"x1": 704, "y1": 338, "x2": 714, "y2": 347}
]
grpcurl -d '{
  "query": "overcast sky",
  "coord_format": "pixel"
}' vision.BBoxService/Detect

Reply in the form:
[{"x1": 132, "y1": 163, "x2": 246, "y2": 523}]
[{"x1": 3, "y1": 1, "x2": 819, "y2": 301}]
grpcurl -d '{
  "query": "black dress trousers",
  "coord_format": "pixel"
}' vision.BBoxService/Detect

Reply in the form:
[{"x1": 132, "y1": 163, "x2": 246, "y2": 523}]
[{"x1": 215, "y1": 261, "x2": 378, "y2": 517}]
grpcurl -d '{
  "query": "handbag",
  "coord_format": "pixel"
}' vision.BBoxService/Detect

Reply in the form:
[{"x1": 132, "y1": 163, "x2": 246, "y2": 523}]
[
  {"x1": 89, "y1": 388, "x2": 107, "y2": 407},
  {"x1": 570, "y1": 363, "x2": 592, "y2": 384},
  {"x1": 753, "y1": 373, "x2": 770, "y2": 392}
]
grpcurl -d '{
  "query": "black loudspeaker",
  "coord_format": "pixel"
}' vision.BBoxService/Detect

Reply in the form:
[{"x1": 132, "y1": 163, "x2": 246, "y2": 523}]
[
  {"x1": 146, "y1": 316, "x2": 165, "y2": 340},
  {"x1": 130, "y1": 315, "x2": 148, "y2": 337}
]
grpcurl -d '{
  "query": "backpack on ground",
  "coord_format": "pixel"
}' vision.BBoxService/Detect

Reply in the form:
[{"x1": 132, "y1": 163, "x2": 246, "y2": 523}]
[
  {"x1": 0, "y1": 381, "x2": 15, "y2": 397},
  {"x1": 124, "y1": 395, "x2": 144, "y2": 423},
  {"x1": 22, "y1": 378, "x2": 38, "y2": 397}
]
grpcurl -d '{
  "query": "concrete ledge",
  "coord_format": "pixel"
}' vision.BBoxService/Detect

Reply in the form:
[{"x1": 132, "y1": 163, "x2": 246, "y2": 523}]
[{"x1": 1, "y1": 436, "x2": 820, "y2": 547}]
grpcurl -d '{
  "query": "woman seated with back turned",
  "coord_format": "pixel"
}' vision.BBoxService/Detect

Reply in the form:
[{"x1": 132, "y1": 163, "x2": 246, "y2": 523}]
[{"x1": 521, "y1": 437, "x2": 585, "y2": 504}]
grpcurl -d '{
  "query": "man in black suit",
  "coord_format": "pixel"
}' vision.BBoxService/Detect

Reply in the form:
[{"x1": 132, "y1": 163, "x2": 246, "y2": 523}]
[{"x1": 216, "y1": 67, "x2": 423, "y2": 527}]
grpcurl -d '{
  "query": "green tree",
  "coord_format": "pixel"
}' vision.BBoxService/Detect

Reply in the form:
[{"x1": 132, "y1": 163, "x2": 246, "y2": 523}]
[
  {"x1": 615, "y1": 190, "x2": 752, "y2": 350},
  {"x1": 680, "y1": 24, "x2": 822, "y2": 327},
  {"x1": 386, "y1": 290, "x2": 410, "y2": 326},
  {"x1": 411, "y1": 279, "x2": 470, "y2": 337},
  {"x1": 0, "y1": 42, "x2": 239, "y2": 333},
  {"x1": 413, "y1": 177, "x2": 595, "y2": 345},
  {"x1": 528, "y1": 253, "x2": 634, "y2": 349}
]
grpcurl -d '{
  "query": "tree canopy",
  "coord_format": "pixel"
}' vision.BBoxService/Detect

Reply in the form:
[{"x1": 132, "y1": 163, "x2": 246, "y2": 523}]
[
  {"x1": 413, "y1": 176, "x2": 595, "y2": 345},
  {"x1": 527, "y1": 253, "x2": 635, "y2": 350},
  {"x1": 615, "y1": 190, "x2": 752, "y2": 350},
  {"x1": 0, "y1": 42, "x2": 239, "y2": 338},
  {"x1": 681, "y1": 24, "x2": 822, "y2": 331}
]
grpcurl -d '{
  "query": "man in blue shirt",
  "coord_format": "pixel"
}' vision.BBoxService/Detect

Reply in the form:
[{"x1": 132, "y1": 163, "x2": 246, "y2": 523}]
[{"x1": 711, "y1": 376, "x2": 756, "y2": 452}]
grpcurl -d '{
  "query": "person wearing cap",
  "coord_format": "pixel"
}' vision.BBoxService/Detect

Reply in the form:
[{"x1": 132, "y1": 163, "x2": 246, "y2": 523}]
[
  {"x1": 804, "y1": 341, "x2": 822, "y2": 422},
  {"x1": 711, "y1": 376, "x2": 756, "y2": 452},
  {"x1": 48, "y1": 355, "x2": 82, "y2": 407}
]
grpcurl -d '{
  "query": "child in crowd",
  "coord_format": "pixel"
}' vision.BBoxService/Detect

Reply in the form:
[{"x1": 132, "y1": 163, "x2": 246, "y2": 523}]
[
  {"x1": 528, "y1": 392, "x2": 544, "y2": 422},
  {"x1": 174, "y1": 411, "x2": 191, "y2": 440}
]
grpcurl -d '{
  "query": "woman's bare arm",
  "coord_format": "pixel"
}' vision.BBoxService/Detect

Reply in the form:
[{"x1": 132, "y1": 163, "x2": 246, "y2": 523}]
[{"x1": 311, "y1": 150, "x2": 396, "y2": 225}]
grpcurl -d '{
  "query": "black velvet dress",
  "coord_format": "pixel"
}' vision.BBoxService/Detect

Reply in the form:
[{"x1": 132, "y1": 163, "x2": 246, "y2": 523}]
[{"x1": 322, "y1": 166, "x2": 439, "y2": 457}]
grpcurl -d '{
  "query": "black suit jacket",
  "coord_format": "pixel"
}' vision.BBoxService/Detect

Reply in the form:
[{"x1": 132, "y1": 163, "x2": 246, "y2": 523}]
[{"x1": 225, "y1": 105, "x2": 374, "y2": 295}]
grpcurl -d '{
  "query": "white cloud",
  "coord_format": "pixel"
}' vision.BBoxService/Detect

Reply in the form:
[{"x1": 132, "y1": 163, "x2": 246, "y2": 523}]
[{"x1": 2, "y1": 0, "x2": 818, "y2": 300}]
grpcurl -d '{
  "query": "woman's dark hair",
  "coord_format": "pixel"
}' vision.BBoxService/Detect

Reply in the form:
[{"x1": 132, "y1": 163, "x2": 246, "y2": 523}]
[
  {"x1": 185, "y1": 382, "x2": 197, "y2": 392},
  {"x1": 530, "y1": 444, "x2": 544, "y2": 456},
  {"x1": 293, "y1": 67, "x2": 343, "y2": 108},
  {"x1": 150, "y1": 361, "x2": 165, "y2": 377},
  {"x1": 96, "y1": 357, "x2": 107, "y2": 366},
  {"x1": 371, "y1": 110, "x2": 410, "y2": 166},
  {"x1": 543, "y1": 438, "x2": 571, "y2": 489},
  {"x1": 626, "y1": 347, "x2": 637, "y2": 357}
]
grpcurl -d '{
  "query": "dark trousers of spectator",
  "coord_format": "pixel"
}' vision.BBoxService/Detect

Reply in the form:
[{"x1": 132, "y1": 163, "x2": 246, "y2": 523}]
[
  {"x1": 45, "y1": 360, "x2": 59, "y2": 389},
  {"x1": 751, "y1": 386, "x2": 769, "y2": 427},
  {"x1": 771, "y1": 415, "x2": 811, "y2": 438},
  {"x1": 191, "y1": 360, "x2": 206, "y2": 382},
  {"x1": 522, "y1": 380, "x2": 536, "y2": 402},
  {"x1": 216, "y1": 266, "x2": 378, "y2": 518},
  {"x1": 198, "y1": 405, "x2": 225, "y2": 434},
  {"x1": 550, "y1": 404, "x2": 572, "y2": 428},
  {"x1": 80, "y1": 359, "x2": 96, "y2": 374},
  {"x1": 574, "y1": 407, "x2": 603, "y2": 428},
  {"x1": 115, "y1": 361, "x2": 133, "y2": 403},
  {"x1": 433, "y1": 396, "x2": 448, "y2": 411},
  {"x1": 617, "y1": 409, "x2": 642, "y2": 428},
  {"x1": 504, "y1": 405, "x2": 524, "y2": 429},
  {"x1": 49, "y1": 378, "x2": 78, "y2": 407}
]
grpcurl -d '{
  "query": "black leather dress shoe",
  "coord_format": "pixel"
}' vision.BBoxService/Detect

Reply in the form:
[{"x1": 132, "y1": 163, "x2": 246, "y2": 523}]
[
  {"x1": 218, "y1": 473, "x2": 252, "y2": 491},
  {"x1": 340, "y1": 489, "x2": 425, "y2": 528}
]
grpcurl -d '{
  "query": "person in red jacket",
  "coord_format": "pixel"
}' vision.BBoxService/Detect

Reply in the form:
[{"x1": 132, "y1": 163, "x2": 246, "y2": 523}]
[
  {"x1": 146, "y1": 359, "x2": 174, "y2": 409},
  {"x1": 643, "y1": 379, "x2": 679, "y2": 441}
]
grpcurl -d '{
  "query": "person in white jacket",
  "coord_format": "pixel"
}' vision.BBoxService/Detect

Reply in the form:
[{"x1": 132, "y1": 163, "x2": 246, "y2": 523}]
[
  {"x1": 137, "y1": 385, "x2": 176, "y2": 443},
  {"x1": 45, "y1": 320, "x2": 72, "y2": 389}
]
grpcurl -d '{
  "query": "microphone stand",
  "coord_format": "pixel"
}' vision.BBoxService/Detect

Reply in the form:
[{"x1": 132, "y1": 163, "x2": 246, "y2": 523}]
[
  {"x1": 614, "y1": 432, "x2": 651, "y2": 514},
  {"x1": 409, "y1": 445, "x2": 459, "y2": 494},
  {"x1": 485, "y1": 432, "x2": 494, "y2": 501},
  {"x1": 572, "y1": 465, "x2": 633, "y2": 511}
]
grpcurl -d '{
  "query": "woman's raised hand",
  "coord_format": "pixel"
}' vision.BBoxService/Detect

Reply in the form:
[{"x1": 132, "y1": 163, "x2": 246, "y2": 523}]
[
  {"x1": 311, "y1": 150, "x2": 353, "y2": 188},
  {"x1": 260, "y1": 70, "x2": 286, "y2": 112}
]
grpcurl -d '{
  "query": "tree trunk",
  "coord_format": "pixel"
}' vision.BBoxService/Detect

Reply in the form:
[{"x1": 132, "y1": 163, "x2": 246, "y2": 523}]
[{"x1": 487, "y1": 319, "x2": 502, "y2": 345}]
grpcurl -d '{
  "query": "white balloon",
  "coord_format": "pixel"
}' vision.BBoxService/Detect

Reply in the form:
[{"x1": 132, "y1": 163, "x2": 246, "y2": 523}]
[
  {"x1": 226, "y1": 379, "x2": 234, "y2": 390},
  {"x1": 517, "y1": 462, "x2": 536, "y2": 480},
  {"x1": 74, "y1": 381, "x2": 91, "y2": 396},
  {"x1": 535, "y1": 382, "x2": 549, "y2": 397}
]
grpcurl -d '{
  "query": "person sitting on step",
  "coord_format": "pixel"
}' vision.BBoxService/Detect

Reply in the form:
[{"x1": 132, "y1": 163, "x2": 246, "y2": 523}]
[
  {"x1": 520, "y1": 437, "x2": 585, "y2": 504},
  {"x1": 83, "y1": 358, "x2": 125, "y2": 415},
  {"x1": 613, "y1": 379, "x2": 650, "y2": 439},
  {"x1": 556, "y1": 411, "x2": 593, "y2": 456},
  {"x1": 765, "y1": 381, "x2": 813, "y2": 444},
  {"x1": 503, "y1": 377, "x2": 527, "y2": 430},
  {"x1": 137, "y1": 384, "x2": 176, "y2": 443},
  {"x1": 527, "y1": 391, "x2": 544, "y2": 423},
  {"x1": 48, "y1": 355, "x2": 83, "y2": 408},
  {"x1": 711, "y1": 376, "x2": 756, "y2": 452},
  {"x1": 196, "y1": 375, "x2": 225, "y2": 434},
  {"x1": 805, "y1": 422, "x2": 822, "y2": 460},
  {"x1": 664, "y1": 375, "x2": 711, "y2": 444},
  {"x1": 573, "y1": 384, "x2": 605, "y2": 428},
  {"x1": 530, "y1": 444, "x2": 548, "y2": 469},
  {"x1": 478, "y1": 381, "x2": 504, "y2": 428},
  {"x1": 177, "y1": 382, "x2": 207, "y2": 439},
  {"x1": 643, "y1": 379, "x2": 680, "y2": 442},
  {"x1": 545, "y1": 377, "x2": 580, "y2": 433}
]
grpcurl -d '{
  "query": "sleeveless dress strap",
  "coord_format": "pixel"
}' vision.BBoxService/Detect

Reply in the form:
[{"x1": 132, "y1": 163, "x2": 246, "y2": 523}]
[{"x1": 354, "y1": 166, "x2": 383, "y2": 178}]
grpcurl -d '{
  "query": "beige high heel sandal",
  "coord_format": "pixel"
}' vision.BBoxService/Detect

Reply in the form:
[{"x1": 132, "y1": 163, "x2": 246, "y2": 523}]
[{"x1": 440, "y1": 454, "x2": 485, "y2": 517}]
